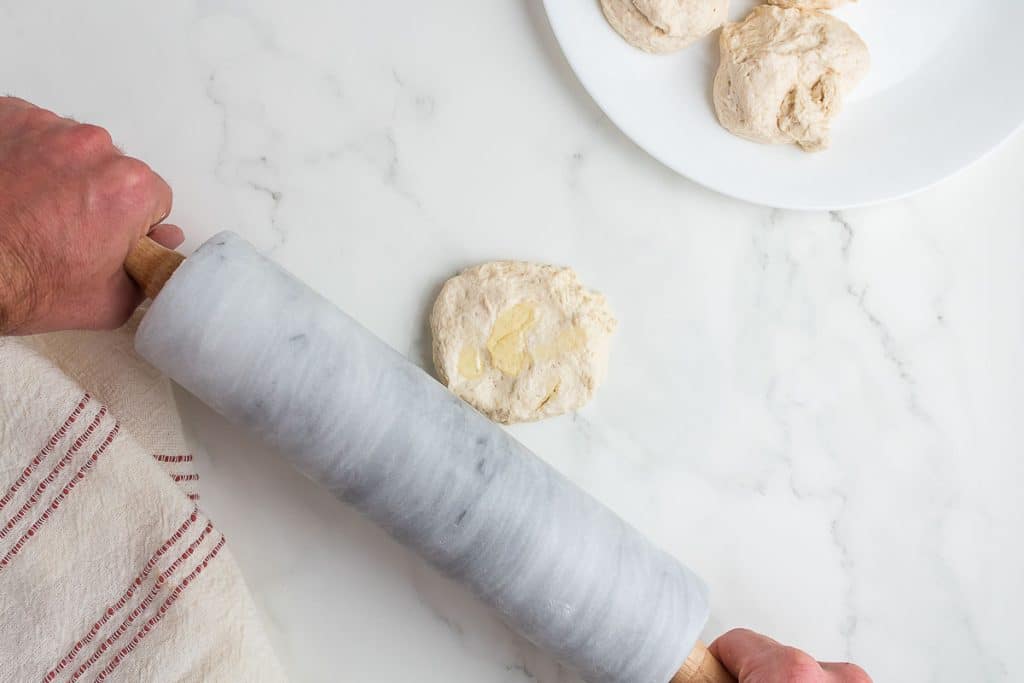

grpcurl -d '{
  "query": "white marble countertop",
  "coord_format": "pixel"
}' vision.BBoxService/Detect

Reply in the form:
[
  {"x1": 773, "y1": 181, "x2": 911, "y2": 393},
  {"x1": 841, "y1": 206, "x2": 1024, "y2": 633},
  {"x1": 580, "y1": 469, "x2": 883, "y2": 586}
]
[{"x1": 4, "y1": 1, "x2": 1022, "y2": 681}]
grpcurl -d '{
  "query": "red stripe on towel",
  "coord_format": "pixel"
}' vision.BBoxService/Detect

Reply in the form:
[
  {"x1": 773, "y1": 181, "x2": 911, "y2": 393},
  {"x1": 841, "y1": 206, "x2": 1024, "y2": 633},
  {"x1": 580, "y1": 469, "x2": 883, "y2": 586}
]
[
  {"x1": 0, "y1": 393, "x2": 90, "y2": 513},
  {"x1": 0, "y1": 423, "x2": 119, "y2": 573},
  {"x1": 92, "y1": 535, "x2": 227, "y2": 682},
  {"x1": 0, "y1": 407, "x2": 107, "y2": 540},
  {"x1": 152, "y1": 454, "x2": 192, "y2": 463},
  {"x1": 43, "y1": 508, "x2": 201, "y2": 681},
  {"x1": 68, "y1": 521, "x2": 216, "y2": 682}
]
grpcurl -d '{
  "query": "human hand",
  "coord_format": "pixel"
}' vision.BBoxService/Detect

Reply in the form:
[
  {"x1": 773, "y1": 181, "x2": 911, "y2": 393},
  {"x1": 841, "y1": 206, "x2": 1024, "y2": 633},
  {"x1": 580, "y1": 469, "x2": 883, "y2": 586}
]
[
  {"x1": 710, "y1": 629, "x2": 871, "y2": 683},
  {"x1": 0, "y1": 96, "x2": 184, "y2": 334}
]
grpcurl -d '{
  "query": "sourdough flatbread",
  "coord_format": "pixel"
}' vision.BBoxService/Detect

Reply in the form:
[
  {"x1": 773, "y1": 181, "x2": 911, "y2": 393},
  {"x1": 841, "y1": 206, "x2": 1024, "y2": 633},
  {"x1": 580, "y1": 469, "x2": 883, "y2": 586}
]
[
  {"x1": 600, "y1": 0, "x2": 728, "y2": 54},
  {"x1": 713, "y1": 5, "x2": 869, "y2": 151},
  {"x1": 430, "y1": 262, "x2": 616, "y2": 424}
]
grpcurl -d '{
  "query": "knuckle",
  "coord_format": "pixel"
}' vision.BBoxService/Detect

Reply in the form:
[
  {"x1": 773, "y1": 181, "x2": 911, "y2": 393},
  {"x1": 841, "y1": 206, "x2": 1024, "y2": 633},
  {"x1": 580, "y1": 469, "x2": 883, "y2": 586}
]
[
  {"x1": 37, "y1": 122, "x2": 111, "y2": 167},
  {"x1": 90, "y1": 156, "x2": 164, "y2": 221},
  {"x1": 777, "y1": 647, "x2": 822, "y2": 681},
  {"x1": 106, "y1": 156, "x2": 155, "y2": 194},
  {"x1": 63, "y1": 123, "x2": 113, "y2": 154},
  {"x1": 832, "y1": 663, "x2": 872, "y2": 683},
  {"x1": 114, "y1": 155, "x2": 151, "y2": 180}
]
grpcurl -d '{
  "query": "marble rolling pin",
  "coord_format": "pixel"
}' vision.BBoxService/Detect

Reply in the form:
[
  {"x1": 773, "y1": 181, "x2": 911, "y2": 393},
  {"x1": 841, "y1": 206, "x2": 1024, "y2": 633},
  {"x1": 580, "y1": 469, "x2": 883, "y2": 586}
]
[{"x1": 125, "y1": 231, "x2": 733, "y2": 683}]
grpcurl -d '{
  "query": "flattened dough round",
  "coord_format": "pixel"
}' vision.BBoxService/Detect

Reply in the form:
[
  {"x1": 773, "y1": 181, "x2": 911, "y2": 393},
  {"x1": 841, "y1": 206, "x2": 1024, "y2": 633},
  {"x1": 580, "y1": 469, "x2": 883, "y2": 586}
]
[
  {"x1": 768, "y1": 0, "x2": 854, "y2": 8},
  {"x1": 600, "y1": 0, "x2": 728, "y2": 54},
  {"x1": 713, "y1": 5, "x2": 869, "y2": 151},
  {"x1": 430, "y1": 262, "x2": 616, "y2": 424}
]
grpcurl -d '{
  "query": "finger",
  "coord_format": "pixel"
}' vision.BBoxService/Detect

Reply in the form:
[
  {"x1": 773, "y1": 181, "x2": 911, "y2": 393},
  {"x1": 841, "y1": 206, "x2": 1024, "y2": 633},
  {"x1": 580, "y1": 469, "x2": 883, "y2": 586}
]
[
  {"x1": 821, "y1": 661, "x2": 872, "y2": 682},
  {"x1": 708, "y1": 629, "x2": 780, "y2": 678},
  {"x1": 42, "y1": 123, "x2": 115, "y2": 168},
  {"x1": 96, "y1": 156, "x2": 174, "y2": 239},
  {"x1": 146, "y1": 223, "x2": 185, "y2": 249},
  {"x1": 117, "y1": 158, "x2": 173, "y2": 230},
  {"x1": 146, "y1": 167, "x2": 174, "y2": 227}
]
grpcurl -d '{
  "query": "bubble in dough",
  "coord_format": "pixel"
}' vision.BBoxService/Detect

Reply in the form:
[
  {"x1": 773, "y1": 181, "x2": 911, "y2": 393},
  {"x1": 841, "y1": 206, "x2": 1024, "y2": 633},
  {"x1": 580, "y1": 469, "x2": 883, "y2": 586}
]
[
  {"x1": 713, "y1": 5, "x2": 869, "y2": 152},
  {"x1": 600, "y1": 0, "x2": 728, "y2": 55},
  {"x1": 430, "y1": 262, "x2": 617, "y2": 424},
  {"x1": 767, "y1": 0, "x2": 854, "y2": 8}
]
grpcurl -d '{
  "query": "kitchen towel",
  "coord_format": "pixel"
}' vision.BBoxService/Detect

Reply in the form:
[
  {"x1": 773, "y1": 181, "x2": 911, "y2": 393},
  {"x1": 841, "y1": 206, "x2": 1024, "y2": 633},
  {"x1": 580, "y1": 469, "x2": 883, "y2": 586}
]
[{"x1": 0, "y1": 312, "x2": 287, "y2": 682}]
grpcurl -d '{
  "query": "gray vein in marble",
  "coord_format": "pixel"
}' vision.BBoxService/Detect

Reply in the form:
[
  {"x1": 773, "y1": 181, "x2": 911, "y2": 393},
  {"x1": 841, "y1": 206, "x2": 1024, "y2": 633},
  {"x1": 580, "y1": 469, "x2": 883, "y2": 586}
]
[
  {"x1": 415, "y1": 589, "x2": 468, "y2": 641},
  {"x1": 204, "y1": 71, "x2": 231, "y2": 177},
  {"x1": 203, "y1": 72, "x2": 288, "y2": 251},
  {"x1": 392, "y1": 68, "x2": 436, "y2": 121},
  {"x1": 301, "y1": 129, "x2": 423, "y2": 209},
  {"x1": 738, "y1": 210, "x2": 871, "y2": 663},
  {"x1": 828, "y1": 496, "x2": 857, "y2": 660},
  {"x1": 247, "y1": 180, "x2": 286, "y2": 247},
  {"x1": 759, "y1": 210, "x2": 801, "y2": 292},
  {"x1": 195, "y1": 2, "x2": 284, "y2": 56},
  {"x1": 566, "y1": 150, "x2": 585, "y2": 190},
  {"x1": 506, "y1": 661, "x2": 539, "y2": 681},
  {"x1": 765, "y1": 381, "x2": 858, "y2": 660},
  {"x1": 929, "y1": 490, "x2": 1004, "y2": 682},
  {"x1": 846, "y1": 284, "x2": 930, "y2": 421},
  {"x1": 829, "y1": 211, "x2": 854, "y2": 261},
  {"x1": 384, "y1": 130, "x2": 419, "y2": 206}
]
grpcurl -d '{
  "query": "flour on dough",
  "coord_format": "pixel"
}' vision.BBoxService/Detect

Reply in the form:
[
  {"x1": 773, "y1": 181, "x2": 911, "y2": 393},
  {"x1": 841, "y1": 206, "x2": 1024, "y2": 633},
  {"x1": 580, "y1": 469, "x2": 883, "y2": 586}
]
[
  {"x1": 600, "y1": 0, "x2": 728, "y2": 54},
  {"x1": 713, "y1": 5, "x2": 869, "y2": 151},
  {"x1": 431, "y1": 262, "x2": 616, "y2": 424},
  {"x1": 768, "y1": 0, "x2": 854, "y2": 8}
]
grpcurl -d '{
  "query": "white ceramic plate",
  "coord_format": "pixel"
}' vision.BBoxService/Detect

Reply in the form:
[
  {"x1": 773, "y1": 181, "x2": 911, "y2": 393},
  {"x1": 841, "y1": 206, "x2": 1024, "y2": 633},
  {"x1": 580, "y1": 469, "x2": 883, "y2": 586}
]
[{"x1": 543, "y1": 0, "x2": 1024, "y2": 210}]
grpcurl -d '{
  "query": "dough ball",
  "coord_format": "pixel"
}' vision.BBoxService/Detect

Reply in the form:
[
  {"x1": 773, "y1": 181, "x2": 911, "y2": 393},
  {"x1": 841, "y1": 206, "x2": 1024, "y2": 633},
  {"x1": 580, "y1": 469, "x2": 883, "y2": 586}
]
[
  {"x1": 768, "y1": 0, "x2": 854, "y2": 9},
  {"x1": 430, "y1": 262, "x2": 617, "y2": 424},
  {"x1": 713, "y1": 5, "x2": 869, "y2": 151},
  {"x1": 600, "y1": 0, "x2": 728, "y2": 54}
]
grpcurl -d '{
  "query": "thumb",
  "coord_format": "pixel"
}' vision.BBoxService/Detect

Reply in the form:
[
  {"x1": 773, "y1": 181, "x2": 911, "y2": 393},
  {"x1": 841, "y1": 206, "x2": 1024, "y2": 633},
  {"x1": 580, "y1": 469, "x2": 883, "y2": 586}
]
[
  {"x1": 821, "y1": 661, "x2": 872, "y2": 682},
  {"x1": 145, "y1": 223, "x2": 185, "y2": 250}
]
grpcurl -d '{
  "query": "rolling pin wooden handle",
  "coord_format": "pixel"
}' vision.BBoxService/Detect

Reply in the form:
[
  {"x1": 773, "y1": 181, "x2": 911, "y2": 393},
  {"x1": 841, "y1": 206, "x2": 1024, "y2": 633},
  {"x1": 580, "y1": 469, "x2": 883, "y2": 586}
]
[
  {"x1": 672, "y1": 640, "x2": 736, "y2": 683},
  {"x1": 124, "y1": 235, "x2": 185, "y2": 300}
]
